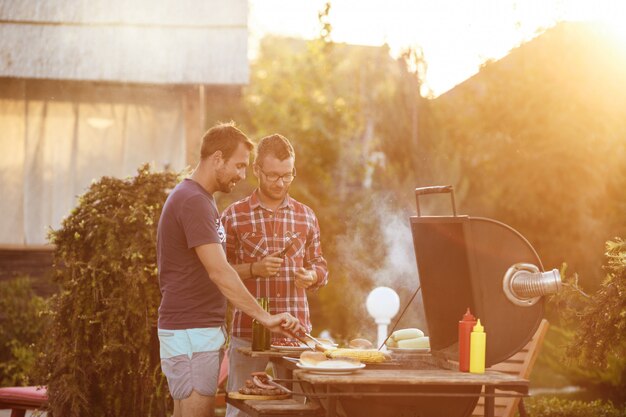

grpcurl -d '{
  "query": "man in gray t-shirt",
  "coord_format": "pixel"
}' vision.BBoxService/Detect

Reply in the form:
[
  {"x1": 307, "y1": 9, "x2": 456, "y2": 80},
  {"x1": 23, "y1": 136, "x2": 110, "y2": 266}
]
[
  {"x1": 156, "y1": 123, "x2": 304, "y2": 417},
  {"x1": 158, "y1": 178, "x2": 227, "y2": 330}
]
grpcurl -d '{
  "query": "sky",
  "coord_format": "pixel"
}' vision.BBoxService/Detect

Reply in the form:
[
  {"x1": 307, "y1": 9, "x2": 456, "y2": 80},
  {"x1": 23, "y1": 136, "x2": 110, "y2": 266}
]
[{"x1": 248, "y1": 0, "x2": 626, "y2": 96}]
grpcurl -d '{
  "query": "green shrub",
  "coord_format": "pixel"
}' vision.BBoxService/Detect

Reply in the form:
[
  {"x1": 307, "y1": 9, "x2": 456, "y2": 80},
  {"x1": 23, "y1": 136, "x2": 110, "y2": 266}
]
[
  {"x1": 0, "y1": 276, "x2": 47, "y2": 386},
  {"x1": 569, "y1": 239, "x2": 626, "y2": 368},
  {"x1": 525, "y1": 396, "x2": 626, "y2": 417},
  {"x1": 37, "y1": 165, "x2": 180, "y2": 417},
  {"x1": 548, "y1": 238, "x2": 626, "y2": 404}
]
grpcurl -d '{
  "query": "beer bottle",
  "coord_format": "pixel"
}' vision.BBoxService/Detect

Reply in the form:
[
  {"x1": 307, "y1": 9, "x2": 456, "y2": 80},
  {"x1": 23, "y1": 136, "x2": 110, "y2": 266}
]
[
  {"x1": 263, "y1": 297, "x2": 271, "y2": 350},
  {"x1": 251, "y1": 298, "x2": 266, "y2": 351}
]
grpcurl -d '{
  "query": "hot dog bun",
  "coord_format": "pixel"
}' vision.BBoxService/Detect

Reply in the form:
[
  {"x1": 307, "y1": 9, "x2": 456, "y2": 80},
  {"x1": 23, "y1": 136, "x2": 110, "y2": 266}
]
[
  {"x1": 299, "y1": 351, "x2": 328, "y2": 366},
  {"x1": 349, "y1": 338, "x2": 373, "y2": 349}
]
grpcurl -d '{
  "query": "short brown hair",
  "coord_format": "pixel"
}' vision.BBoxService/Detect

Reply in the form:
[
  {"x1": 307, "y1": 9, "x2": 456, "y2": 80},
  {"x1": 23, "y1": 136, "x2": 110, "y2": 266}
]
[
  {"x1": 200, "y1": 122, "x2": 254, "y2": 161},
  {"x1": 255, "y1": 134, "x2": 295, "y2": 166}
]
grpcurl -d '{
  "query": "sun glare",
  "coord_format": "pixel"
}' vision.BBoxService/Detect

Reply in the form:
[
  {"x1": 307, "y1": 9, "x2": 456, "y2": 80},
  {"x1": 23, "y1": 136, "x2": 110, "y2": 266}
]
[
  {"x1": 602, "y1": 18, "x2": 626, "y2": 46},
  {"x1": 249, "y1": 0, "x2": 626, "y2": 96},
  {"x1": 561, "y1": 0, "x2": 626, "y2": 44}
]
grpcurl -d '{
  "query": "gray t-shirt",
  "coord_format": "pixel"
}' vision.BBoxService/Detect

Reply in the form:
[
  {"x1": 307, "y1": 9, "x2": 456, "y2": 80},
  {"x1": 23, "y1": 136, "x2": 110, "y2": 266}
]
[{"x1": 157, "y1": 179, "x2": 227, "y2": 329}]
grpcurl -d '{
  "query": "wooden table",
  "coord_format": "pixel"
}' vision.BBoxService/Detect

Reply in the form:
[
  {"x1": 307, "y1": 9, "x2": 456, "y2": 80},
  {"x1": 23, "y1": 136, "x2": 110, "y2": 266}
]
[
  {"x1": 293, "y1": 368, "x2": 528, "y2": 417},
  {"x1": 229, "y1": 349, "x2": 528, "y2": 417}
]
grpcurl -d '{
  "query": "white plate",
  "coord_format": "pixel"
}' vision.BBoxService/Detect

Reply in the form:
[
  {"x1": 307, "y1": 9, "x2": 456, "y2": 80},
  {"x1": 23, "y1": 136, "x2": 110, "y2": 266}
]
[
  {"x1": 270, "y1": 344, "x2": 310, "y2": 352},
  {"x1": 296, "y1": 362, "x2": 366, "y2": 374},
  {"x1": 388, "y1": 347, "x2": 430, "y2": 353}
]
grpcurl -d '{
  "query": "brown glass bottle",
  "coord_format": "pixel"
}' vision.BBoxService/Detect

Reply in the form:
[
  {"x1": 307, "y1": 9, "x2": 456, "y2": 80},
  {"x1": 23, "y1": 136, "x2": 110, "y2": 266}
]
[
  {"x1": 251, "y1": 298, "x2": 266, "y2": 351},
  {"x1": 262, "y1": 297, "x2": 271, "y2": 350}
]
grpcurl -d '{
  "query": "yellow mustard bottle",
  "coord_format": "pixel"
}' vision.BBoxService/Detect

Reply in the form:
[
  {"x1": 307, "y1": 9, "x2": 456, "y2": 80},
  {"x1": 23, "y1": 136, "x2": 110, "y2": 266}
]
[{"x1": 469, "y1": 319, "x2": 486, "y2": 374}]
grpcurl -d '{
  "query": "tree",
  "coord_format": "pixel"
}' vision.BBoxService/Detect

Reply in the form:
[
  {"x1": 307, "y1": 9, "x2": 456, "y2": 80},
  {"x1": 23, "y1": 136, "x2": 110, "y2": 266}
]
[
  {"x1": 568, "y1": 238, "x2": 626, "y2": 403},
  {"x1": 0, "y1": 277, "x2": 47, "y2": 386},
  {"x1": 37, "y1": 165, "x2": 179, "y2": 417},
  {"x1": 236, "y1": 3, "x2": 439, "y2": 339},
  {"x1": 430, "y1": 23, "x2": 626, "y2": 292}
]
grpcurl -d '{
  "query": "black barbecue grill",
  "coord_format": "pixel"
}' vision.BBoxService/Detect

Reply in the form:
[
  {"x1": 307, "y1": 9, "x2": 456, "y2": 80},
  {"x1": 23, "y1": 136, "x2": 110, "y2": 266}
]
[
  {"x1": 328, "y1": 185, "x2": 562, "y2": 417},
  {"x1": 411, "y1": 185, "x2": 560, "y2": 367}
]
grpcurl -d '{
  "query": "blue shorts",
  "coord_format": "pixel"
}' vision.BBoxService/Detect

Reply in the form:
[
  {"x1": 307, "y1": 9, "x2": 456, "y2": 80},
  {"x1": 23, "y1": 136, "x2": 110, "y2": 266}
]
[{"x1": 158, "y1": 327, "x2": 226, "y2": 400}]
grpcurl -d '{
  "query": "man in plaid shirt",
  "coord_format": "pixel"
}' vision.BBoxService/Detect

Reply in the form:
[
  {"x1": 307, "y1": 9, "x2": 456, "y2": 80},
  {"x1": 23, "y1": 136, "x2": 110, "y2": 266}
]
[{"x1": 222, "y1": 134, "x2": 328, "y2": 416}]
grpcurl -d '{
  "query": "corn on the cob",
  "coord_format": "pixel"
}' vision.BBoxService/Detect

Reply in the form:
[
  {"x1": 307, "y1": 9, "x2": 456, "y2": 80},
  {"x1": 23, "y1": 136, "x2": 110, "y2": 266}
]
[{"x1": 326, "y1": 348, "x2": 388, "y2": 363}]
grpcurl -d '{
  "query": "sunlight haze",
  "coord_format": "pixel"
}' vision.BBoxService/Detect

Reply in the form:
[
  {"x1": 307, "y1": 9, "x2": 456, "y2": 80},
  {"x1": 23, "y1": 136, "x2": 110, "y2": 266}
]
[{"x1": 249, "y1": 0, "x2": 626, "y2": 96}]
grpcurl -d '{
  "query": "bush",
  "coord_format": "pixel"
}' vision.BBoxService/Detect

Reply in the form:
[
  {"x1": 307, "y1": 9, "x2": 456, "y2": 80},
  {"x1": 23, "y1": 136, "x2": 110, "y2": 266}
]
[
  {"x1": 525, "y1": 396, "x2": 626, "y2": 417},
  {"x1": 37, "y1": 165, "x2": 180, "y2": 417},
  {"x1": 547, "y1": 238, "x2": 626, "y2": 404},
  {"x1": 0, "y1": 276, "x2": 47, "y2": 386},
  {"x1": 568, "y1": 239, "x2": 626, "y2": 368}
]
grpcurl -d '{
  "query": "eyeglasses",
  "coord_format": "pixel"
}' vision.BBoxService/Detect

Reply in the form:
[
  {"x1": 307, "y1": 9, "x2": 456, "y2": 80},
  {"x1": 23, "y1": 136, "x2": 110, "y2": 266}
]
[{"x1": 258, "y1": 167, "x2": 296, "y2": 183}]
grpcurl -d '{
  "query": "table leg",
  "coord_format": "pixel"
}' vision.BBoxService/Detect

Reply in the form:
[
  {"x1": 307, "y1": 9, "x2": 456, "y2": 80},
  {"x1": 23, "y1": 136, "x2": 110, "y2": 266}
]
[
  {"x1": 326, "y1": 385, "x2": 336, "y2": 417},
  {"x1": 484, "y1": 386, "x2": 494, "y2": 417},
  {"x1": 275, "y1": 363, "x2": 294, "y2": 391}
]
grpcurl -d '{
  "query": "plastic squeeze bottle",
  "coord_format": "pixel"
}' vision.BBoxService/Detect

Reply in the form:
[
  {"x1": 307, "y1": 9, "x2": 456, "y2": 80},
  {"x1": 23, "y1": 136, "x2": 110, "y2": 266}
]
[
  {"x1": 469, "y1": 319, "x2": 486, "y2": 374},
  {"x1": 458, "y1": 308, "x2": 477, "y2": 372}
]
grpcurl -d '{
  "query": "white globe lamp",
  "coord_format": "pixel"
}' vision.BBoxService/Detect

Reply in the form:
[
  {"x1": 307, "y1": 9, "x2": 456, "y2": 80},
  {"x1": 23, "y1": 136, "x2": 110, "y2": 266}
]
[{"x1": 366, "y1": 287, "x2": 400, "y2": 350}]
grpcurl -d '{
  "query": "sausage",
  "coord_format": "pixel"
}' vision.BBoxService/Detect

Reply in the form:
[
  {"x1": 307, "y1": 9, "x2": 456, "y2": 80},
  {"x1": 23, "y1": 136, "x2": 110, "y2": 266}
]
[
  {"x1": 238, "y1": 372, "x2": 287, "y2": 396},
  {"x1": 238, "y1": 387, "x2": 283, "y2": 396},
  {"x1": 252, "y1": 375, "x2": 275, "y2": 390}
]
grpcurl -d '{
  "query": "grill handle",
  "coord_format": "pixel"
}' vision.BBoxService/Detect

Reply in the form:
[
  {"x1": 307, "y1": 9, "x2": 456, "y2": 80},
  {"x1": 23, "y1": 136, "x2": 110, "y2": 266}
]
[
  {"x1": 503, "y1": 263, "x2": 562, "y2": 306},
  {"x1": 415, "y1": 185, "x2": 457, "y2": 217}
]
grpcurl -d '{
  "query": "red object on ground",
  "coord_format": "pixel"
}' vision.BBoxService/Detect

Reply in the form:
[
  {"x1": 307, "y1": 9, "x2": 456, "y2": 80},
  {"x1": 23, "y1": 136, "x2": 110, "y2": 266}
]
[
  {"x1": 0, "y1": 386, "x2": 48, "y2": 417},
  {"x1": 218, "y1": 350, "x2": 229, "y2": 389},
  {"x1": 458, "y1": 307, "x2": 477, "y2": 372},
  {"x1": 215, "y1": 351, "x2": 229, "y2": 408}
]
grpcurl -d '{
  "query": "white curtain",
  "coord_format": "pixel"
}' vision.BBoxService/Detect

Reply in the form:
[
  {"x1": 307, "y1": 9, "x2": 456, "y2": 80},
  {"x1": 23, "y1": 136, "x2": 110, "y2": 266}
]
[{"x1": 0, "y1": 80, "x2": 186, "y2": 246}]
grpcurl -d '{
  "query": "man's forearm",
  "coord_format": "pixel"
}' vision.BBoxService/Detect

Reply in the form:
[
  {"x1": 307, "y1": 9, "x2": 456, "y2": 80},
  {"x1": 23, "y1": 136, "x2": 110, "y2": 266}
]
[
  {"x1": 195, "y1": 244, "x2": 266, "y2": 320},
  {"x1": 232, "y1": 262, "x2": 255, "y2": 280}
]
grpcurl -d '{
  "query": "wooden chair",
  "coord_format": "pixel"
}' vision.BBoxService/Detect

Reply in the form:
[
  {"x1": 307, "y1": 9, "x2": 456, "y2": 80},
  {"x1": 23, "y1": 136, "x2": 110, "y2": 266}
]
[{"x1": 471, "y1": 319, "x2": 549, "y2": 417}]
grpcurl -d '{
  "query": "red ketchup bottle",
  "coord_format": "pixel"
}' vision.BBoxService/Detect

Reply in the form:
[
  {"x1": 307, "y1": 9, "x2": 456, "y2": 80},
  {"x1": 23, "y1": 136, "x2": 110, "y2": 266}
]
[{"x1": 458, "y1": 308, "x2": 477, "y2": 372}]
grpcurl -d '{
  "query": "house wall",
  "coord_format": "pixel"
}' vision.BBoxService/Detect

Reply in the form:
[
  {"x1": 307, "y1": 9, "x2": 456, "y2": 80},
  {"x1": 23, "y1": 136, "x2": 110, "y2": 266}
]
[
  {"x1": 0, "y1": 78, "x2": 187, "y2": 247},
  {"x1": 0, "y1": 78, "x2": 245, "y2": 281},
  {"x1": 0, "y1": 0, "x2": 249, "y2": 85},
  {"x1": 0, "y1": 0, "x2": 249, "y2": 281},
  {"x1": 0, "y1": 246, "x2": 54, "y2": 292}
]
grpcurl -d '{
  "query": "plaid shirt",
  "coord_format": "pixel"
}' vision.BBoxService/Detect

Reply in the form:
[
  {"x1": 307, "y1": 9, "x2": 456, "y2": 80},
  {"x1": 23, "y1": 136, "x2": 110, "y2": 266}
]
[{"x1": 221, "y1": 190, "x2": 328, "y2": 339}]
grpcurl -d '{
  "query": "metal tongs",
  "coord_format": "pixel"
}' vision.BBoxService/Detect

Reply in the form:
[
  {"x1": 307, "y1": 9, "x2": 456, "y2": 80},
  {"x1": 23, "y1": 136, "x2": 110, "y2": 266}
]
[
  {"x1": 291, "y1": 333, "x2": 316, "y2": 351},
  {"x1": 304, "y1": 332, "x2": 324, "y2": 346},
  {"x1": 304, "y1": 332, "x2": 332, "y2": 351},
  {"x1": 252, "y1": 372, "x2": 293, "y2": 394},
  {"x1": 265, "y1": 375, "x2": 293, "y2": 394}
]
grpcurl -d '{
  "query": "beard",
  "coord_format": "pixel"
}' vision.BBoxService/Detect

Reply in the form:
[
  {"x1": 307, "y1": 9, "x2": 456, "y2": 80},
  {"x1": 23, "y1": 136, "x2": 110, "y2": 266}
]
[
  {"x1": 259, "y1": 179, "x2": 288, "y2": 202},
  {"x1": 216, "y1": 168, "x2": 238, "y2": 193}
]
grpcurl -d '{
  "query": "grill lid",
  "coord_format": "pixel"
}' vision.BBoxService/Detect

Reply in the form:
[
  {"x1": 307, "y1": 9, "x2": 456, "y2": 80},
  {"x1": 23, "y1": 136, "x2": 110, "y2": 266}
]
[{"x1": 410, "y1": 186, "x2": 558, "y2": 366}]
